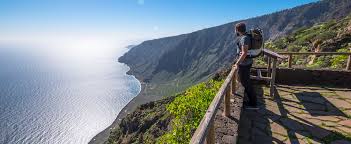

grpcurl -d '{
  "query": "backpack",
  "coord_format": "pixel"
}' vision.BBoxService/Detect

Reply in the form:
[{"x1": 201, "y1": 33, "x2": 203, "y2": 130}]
[{"x1": 245, "y1": 28, "x2": 264, "y2": 58}]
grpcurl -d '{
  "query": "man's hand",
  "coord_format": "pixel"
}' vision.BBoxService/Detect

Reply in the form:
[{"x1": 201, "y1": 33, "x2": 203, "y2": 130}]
[
  {"x1": 235, "y1": 45, "x2": 249, "y2": 67},
  {"x1": 232, "y1": 64, "x2": 238, "y2": 70}
]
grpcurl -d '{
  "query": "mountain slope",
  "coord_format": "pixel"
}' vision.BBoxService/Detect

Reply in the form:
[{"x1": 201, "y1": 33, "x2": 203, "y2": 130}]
[
  {"x1": 264, "y1": 14, "x2": 351, "y2": 69},
  {"x1": 119, "y1": 0, "x2": 351, "y2": 97}
]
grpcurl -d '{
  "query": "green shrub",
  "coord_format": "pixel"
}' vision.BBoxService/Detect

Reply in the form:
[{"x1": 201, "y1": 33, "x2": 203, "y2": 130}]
[
  {"x1": 315, "y1": 30, "x2": 336, "y2": 41},
  {"x1": 157, "y1": 79, "x2": 223, "y2": 143},
  {"x1": 331, "y1": 48, "x2": 349, "y2": 68}
]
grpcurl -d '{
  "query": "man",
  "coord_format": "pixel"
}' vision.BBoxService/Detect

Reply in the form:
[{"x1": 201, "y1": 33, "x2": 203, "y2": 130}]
[{"x1": 233, "y1": 22, "x2": 258, "y2": 110}]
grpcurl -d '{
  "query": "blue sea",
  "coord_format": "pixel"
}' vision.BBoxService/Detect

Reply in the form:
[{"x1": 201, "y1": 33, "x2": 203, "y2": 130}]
[{"x1": 0, "y1": 43, "x2": 141, "y2": 144}]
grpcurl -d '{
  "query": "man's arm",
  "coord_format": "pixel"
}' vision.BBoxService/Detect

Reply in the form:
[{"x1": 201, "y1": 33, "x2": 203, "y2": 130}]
[{"x1": 233, "y1": 45, "x2": 249, "y2": 68}]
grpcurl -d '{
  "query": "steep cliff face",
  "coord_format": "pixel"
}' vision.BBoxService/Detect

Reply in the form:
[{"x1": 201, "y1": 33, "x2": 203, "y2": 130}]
[
  {"x1": 120, "y1": 35, "x2": 187, "y2": 82},
  {"x1": 119, "y1": 0, "x2": 351, "y2": 96}
]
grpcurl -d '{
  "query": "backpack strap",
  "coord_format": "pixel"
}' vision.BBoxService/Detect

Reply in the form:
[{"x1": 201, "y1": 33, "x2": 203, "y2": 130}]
[{"x1": 244, "y1": 32, "x2": 253, "y2": 50}]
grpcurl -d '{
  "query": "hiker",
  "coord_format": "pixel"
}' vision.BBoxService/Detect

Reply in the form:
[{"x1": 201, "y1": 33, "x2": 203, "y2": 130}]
[{"x1": 233, "y1": 22, "x2": 258, "y2": 110}]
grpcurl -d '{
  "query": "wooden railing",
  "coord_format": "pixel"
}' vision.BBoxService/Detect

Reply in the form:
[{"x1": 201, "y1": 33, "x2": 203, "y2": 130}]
[
  {"x1": 252, "y1": 49, "x2": 287, "y2": 97},
  {"x1": 278, "y1": 48, "x2": 351, "y2": 71},
  {"x1": 190, "y1": 49, "x2": 286, "y2": 144},
  {"x1": 190, "y1": 66, "x2": 238, "y2": 144}
]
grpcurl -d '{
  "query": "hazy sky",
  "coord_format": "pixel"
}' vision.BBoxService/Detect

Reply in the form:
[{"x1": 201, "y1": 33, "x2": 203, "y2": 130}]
[{"x1": 0, "y1": 0, "x2": 318, "y2": 46}]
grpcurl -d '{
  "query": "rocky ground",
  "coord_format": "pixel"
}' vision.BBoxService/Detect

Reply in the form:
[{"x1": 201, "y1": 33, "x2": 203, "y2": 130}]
[
  {"x1": 237, "y1": 85, "x2": 351, "y2": 144},
  {"x1": 213, "y1": 85, "x2": 244, "y2": 143}
]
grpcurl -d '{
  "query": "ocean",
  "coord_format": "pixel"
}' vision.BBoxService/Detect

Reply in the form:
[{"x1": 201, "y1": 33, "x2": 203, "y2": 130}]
[{"x1": 0, "y1": 43, "x2": 141, "y2": 144}]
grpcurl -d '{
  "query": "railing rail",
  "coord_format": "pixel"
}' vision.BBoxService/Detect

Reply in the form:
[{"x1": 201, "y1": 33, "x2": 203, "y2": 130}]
[
  {"x1": 277, "y1": 48, "x2": 351, "y2": 70},
  {"x1": 190, "y1": 66, "x2": 238, "y2": 144},
  {"x1": 278, "y1": 52, "x2": 351, "y2": 55}
]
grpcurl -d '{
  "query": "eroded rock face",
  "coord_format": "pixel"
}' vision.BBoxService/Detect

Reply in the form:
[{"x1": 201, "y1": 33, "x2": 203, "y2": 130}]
[{"x1": 106, "y1": 97, "x2": 175, "y2": 144}]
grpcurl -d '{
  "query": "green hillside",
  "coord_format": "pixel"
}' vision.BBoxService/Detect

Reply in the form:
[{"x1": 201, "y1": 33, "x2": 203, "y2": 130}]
[{"x1": 260, "y1": 15, "x2": 351, "y2": 69}]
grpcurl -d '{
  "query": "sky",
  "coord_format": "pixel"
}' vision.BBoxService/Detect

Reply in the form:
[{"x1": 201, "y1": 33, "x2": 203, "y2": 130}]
[{"x1": 0, "y1": 0, "x2": 319, "y2": 47}]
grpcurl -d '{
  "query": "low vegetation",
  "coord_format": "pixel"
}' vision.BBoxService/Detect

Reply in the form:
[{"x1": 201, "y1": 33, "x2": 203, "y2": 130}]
[
  {"x1": 255, "y1": 15, "x2": 351, "y2": 69},
  {"x1": 157, "y1": 79, "x2": 223, "y2": 143}
]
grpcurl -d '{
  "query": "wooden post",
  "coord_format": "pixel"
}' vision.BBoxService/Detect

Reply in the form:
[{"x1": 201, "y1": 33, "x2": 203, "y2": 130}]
[
  {"x1": 288, "y1": 54, "x2": 292, "y2": 68},
  {"x1": 232, "y1": 71, "x2": 237, "y2": 93},
  {"x1": 223, "y1": 85, "x2": 231, "y2": 117},
  {"x1": 347, "y1": 55, "x2": 351, "y2": 71},
  {"x1": 206, "y1": 122, "x2": 215, "y2": 144},
  {"x1": 346, "y1": 48, "x2": 351, "y2": 71},
  {"x1": 270, "y1": 58, "x2": 277, "y2": 97},
  {"x1": 267, "y1": 57, "x2": 271, "y2": 77}
]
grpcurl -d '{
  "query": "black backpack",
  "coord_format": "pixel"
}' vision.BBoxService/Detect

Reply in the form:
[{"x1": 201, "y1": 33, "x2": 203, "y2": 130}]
[{"x1": 237, "y1": 28, "x2": 264, "y2": 58}]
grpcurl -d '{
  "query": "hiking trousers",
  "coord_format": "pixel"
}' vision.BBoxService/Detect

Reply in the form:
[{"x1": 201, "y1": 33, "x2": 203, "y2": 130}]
[{"x1": 238, "y1": 63, "x2": 257, "y2": 106}]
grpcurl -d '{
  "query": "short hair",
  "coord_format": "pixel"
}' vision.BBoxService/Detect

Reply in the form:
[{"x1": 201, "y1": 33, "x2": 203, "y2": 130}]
[{"x1": 235, "y1": 22, "x2": 246, "y2": 33}]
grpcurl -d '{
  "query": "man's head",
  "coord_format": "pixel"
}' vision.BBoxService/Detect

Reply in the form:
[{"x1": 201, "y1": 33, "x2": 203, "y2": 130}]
[{"x1": 235, "y1": 22, "x2": 246, "y2": 36}]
